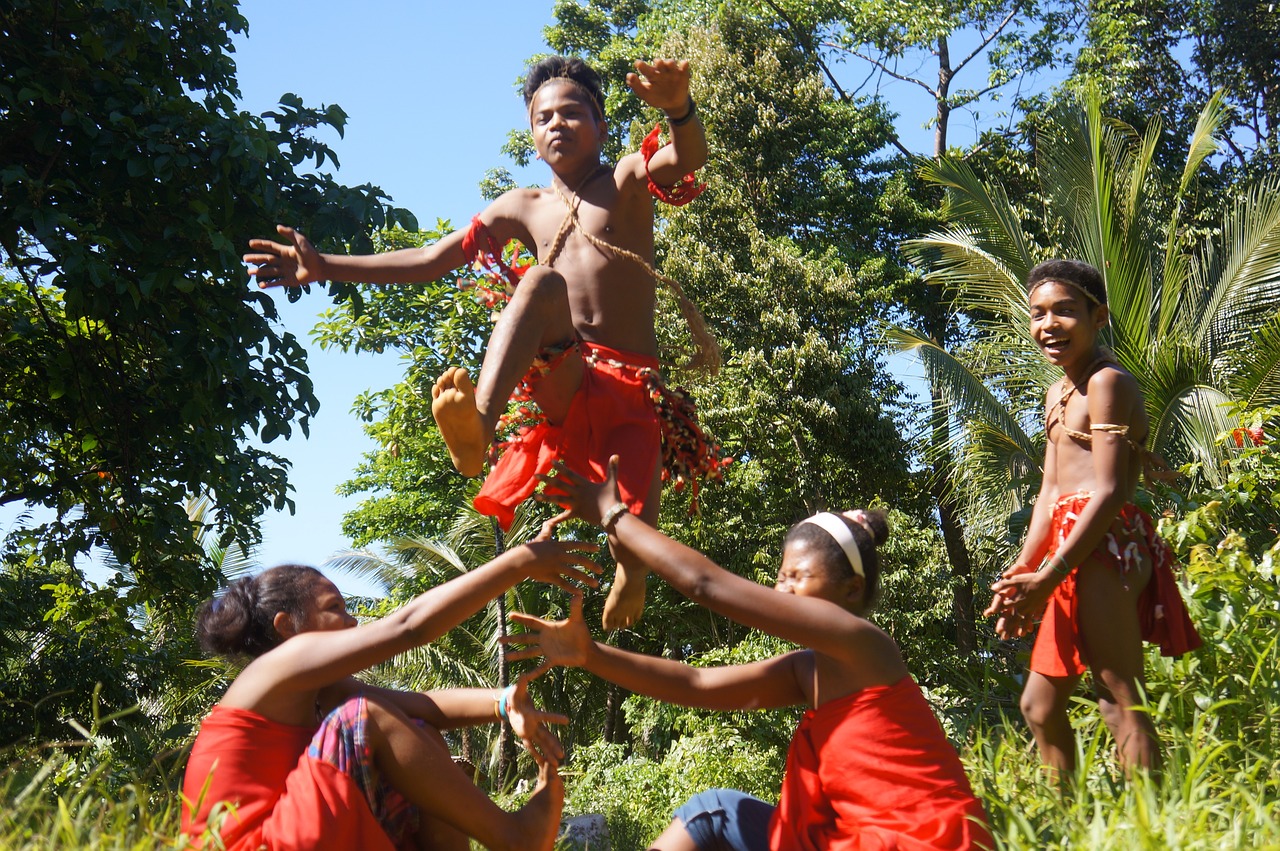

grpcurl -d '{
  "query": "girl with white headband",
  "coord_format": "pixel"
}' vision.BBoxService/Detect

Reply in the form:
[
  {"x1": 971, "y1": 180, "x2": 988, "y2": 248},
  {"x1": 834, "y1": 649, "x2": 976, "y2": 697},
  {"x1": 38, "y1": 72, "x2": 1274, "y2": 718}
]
[{"x1": 511, "y1": 457, "x2": 992, "y2": 851}]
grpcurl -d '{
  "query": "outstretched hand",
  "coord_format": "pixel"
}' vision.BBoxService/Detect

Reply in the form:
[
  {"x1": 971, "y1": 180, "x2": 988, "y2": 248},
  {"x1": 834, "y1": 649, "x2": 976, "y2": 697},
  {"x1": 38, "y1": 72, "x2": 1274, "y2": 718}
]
[
  {"x1": 626, "y1": 59, "x2": 692, "y2": 114},
  {"x1": 518, "y1": 537, "x2": 603, "y2": 593},
  {"x1": 504, "y1": 588, "x2": 594, "y2": 679},
  {"x1": 535, "y1": 456, "x2": 624, "y2": 529},
  {"x1": 244, "y1": 224, "x2": 324, "y2": 288},
  {"x1": 506, "y1": 672, "x2": 569, "y2": 767}
]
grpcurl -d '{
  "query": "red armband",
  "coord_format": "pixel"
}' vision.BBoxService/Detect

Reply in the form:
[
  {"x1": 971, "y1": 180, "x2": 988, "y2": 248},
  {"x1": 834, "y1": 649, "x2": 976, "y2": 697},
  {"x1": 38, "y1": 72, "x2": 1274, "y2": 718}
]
[
  {"x1": 641, "y1": 124, "x2": 707, "y2": 207},
  {"x1": 461, "y1": 216, "x2": 523, "y2": 288}
]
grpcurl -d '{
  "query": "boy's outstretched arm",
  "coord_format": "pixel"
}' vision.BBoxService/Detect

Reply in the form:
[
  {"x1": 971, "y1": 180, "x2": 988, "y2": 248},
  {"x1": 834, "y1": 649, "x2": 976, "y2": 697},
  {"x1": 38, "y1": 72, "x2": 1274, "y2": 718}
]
[
  {"x1": 621, "y1": 58, "x2": 708, "y2": 186},
  {"x1": 244, "y1": 195, "x2": 532, "y2": 288}
]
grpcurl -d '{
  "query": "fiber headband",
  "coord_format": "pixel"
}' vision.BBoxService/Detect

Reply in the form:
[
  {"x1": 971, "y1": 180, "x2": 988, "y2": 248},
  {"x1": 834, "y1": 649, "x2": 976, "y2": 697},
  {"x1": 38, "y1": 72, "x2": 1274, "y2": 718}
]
[
  {"x1": 1029, "y1": 277, "x2": 1105, "y2": 308},
  {"x1": 800, "y1": 512, "x2": 865, "y2": 578}
]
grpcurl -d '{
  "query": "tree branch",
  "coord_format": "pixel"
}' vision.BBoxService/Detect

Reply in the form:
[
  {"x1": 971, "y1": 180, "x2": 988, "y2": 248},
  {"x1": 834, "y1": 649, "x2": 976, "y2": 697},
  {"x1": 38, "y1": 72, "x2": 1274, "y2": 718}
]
[
  {"x1": 952, "y1": 8, "x2": 1019, "y2": 77},
  {"x1": 839, "y1": 45, "x2": 939, "y2": 99},
  {"x1": 760, "y1": 0, "x2": 852, "y2": 103}
]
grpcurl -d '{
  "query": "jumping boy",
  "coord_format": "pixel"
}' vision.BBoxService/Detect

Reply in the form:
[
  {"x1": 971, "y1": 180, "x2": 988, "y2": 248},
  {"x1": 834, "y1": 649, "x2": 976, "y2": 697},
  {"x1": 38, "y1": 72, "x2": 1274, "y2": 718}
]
[
  {"x1": 244, "y1": 56, "x2": 721, "y2": 630},
  {"x1": 984, "y1": 259, "x2": 1200, "y2": 776}
]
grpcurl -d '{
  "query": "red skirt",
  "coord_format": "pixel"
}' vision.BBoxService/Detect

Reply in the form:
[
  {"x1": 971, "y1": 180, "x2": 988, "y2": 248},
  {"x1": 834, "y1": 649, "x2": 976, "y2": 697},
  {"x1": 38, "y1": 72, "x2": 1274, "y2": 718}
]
[
  {"x1": 475, "y1": 341, "x2": 662, "y2": 530},
  {"x1": 1030, "y1": 492, "x2": 1202, "y2": 677}
]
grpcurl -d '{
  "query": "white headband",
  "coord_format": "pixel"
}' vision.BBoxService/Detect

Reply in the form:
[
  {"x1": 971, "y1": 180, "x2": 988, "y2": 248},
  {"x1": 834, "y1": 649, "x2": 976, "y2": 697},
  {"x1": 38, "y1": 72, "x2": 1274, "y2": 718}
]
[{"x1": 800, "y1": 512, "x2": 865, "y2": 578}]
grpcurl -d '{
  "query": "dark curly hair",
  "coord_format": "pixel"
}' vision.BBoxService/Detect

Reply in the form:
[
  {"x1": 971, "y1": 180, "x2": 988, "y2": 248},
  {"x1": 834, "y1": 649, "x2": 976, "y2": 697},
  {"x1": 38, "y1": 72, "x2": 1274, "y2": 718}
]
[
  {"x1": 784, "y1": 509, "x2": 890, "y2": 607},
  {"x1": 522, "y1": 55, "x2": 605, "y2": 119},
  {"x1": 195, "y1": 564, "x2": 324, "y2": 660},
  {"x1": 1027, "y1": 259, "x2": 1107, "y2": 308}
]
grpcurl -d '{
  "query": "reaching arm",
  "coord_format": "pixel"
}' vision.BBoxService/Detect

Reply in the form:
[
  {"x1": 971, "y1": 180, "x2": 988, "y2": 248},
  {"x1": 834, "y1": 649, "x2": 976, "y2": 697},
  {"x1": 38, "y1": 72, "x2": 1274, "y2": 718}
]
[
  {"x1": 247, "y1": 539, "x2": 600, "y2": 697},
  {"x1": 538, "y1": 458, "x2": 885, "y2": 665},
  {"x1": 243, "y1": 194, "x2": 532, "y2": 288},
  {"x1": 506, "y1": 591, "x2": 807, "y2": 711}
]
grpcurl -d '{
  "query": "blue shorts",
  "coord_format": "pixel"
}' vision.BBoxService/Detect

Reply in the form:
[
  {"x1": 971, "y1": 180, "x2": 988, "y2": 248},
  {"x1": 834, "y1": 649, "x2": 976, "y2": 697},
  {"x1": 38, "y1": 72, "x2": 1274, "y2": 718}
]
[{"x1": 674, "y1": 788, "x2": 774, "y2": 851}]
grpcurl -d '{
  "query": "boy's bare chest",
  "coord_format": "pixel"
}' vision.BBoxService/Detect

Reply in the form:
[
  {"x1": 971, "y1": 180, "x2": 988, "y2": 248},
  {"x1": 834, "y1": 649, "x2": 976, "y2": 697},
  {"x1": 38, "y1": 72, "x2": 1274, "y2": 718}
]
[{"x1": 525, "y1": 188, "x2": 653, "y2": 262}]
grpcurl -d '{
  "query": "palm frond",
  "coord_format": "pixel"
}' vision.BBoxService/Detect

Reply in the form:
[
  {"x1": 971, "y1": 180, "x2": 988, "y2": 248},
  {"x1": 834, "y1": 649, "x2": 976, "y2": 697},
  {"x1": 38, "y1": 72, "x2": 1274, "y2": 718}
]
[
  {"x1": 1178, "y1": 89, "x2": 1227, "y2": 199},
  {"x1": 903, "y1": 228, "x2": 1031, "y2": 325},
  {"x1": 1224, "y1": 311, "x2": 1280, "y2": 410},
  {"x1": 950, "y1": 419, "x2": 1044, "y2": 541},
  {"x1": 1155, "y1": 92, "x2": 1223, "y2": 334},
  {"x1": 882, "y1": 325, "x2": 1038, "y2": 461},
  {"x1": 1189, "y1": 174, "x2": 1280, "y2": 358},
  {"x1": 322, "y1": 549, "x2": 402, "y2": 590},
  {"x1": 915, "y1": 156, "x2": 1036, "y2": 282},
  {"x1": 1149, "y1": 384, "x2": 1235, "y2": 483}
]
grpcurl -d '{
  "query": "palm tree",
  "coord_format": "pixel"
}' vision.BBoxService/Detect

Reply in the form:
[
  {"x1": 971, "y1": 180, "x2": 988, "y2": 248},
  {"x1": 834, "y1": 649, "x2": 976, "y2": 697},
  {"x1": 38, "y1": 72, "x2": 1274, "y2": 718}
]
[{"x1": 887, "y1": 86, "x2": 1280, "y2": 560}]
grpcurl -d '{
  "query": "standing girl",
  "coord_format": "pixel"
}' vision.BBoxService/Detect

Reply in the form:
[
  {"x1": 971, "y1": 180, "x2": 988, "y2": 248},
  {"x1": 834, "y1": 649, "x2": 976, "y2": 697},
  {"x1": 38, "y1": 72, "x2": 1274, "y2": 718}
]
[
  {"x1": 508, "y1": 458, "x2": 993, "y2": 850},
  {"x1": 181, "y1": 535, "x2": 599, "y2": 851},
  {"x1": 985, "y1": 259, "x2": 1200, "y2": 775}
]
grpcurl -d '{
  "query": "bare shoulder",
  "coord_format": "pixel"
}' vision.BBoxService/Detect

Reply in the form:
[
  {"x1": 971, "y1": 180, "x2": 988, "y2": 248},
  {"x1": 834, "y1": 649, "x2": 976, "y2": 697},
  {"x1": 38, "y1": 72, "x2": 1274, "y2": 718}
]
[
  {"x1": 614, "y1": 149, "x2": 651, "y2": 197},
  {"x1": 1089, "y1": 363, "x2": 1140, "y2": 403},
  {"x1": 487, "y1": 186, "x2": 545, "y2": 218}
]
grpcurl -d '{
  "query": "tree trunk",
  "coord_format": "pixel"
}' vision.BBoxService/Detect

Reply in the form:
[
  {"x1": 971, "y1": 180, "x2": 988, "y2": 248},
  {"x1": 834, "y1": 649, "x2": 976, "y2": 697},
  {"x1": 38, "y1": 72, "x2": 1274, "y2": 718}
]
[
  {"x1": 925, "y1": 34, "x2": 976, "y2": 656},
  {"x1": 492, "y1": 520, "x2": 516, "y2": 781}
]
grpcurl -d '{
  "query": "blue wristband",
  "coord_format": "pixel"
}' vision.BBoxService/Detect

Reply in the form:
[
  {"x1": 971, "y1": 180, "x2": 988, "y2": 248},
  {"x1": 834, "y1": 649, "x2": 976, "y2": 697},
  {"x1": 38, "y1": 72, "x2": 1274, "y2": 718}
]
[{"x1": 497, "y1": 684, "x2": 516, "y2": 721}]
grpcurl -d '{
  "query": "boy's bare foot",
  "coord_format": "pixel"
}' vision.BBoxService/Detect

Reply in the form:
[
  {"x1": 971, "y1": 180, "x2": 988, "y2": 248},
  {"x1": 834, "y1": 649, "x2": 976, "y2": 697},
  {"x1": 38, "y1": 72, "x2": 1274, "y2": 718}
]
[
  {"x1": 601, "y1": 563, "x2": 647, "y2": 630},
  {"x1": 511, "y1": 760, "x2": 565, "y2": 851},
  {"x1": 431, "y1": 368, "x2": 489, "y2": 478}
]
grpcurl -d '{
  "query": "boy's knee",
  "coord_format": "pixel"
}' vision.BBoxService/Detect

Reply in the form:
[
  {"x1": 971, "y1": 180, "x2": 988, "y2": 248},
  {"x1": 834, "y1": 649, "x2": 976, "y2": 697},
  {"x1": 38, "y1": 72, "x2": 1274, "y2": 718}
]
[
  {"x1": 1020, "y1": 690, "x2": 1054, "y2": 730},
  {"x1": 512, "y1": 265, "x2": 568, "y2": 302}
]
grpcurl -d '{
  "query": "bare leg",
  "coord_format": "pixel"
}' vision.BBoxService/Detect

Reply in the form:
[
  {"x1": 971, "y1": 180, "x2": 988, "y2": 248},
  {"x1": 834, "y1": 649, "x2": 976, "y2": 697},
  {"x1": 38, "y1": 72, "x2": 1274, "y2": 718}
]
[
  {"x1": 602, "y1": 461, "x2": 662, "y2": 630},
  {"x1": 432, "y1": 266, "x2": 582, "y2": 477},
  {"x1": 1021, "y1": 670, "x2": 1080, "y2": 776},
  {"x1": 649, "y1": 818, "x2": 699, "y2": 851},
  {"x1": 1076, "y1": 553, "x2": 1159, "y2": 774},
  {"x1": 364, "y1": 698, "x2": 564, "y2": 851}
]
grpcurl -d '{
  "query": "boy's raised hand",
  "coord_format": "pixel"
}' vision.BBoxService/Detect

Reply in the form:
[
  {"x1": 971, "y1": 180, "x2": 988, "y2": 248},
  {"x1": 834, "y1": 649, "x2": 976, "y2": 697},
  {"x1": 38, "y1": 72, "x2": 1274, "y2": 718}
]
[
  {"x1": 626, "y1": 59, "x2": 692, "y2": 114},
  {"x1": 244, "y1": 224, "x2": 324, "y2": 288},
  {"x1": 504, "y1": 589, "x2": 594, "y2": 676}
]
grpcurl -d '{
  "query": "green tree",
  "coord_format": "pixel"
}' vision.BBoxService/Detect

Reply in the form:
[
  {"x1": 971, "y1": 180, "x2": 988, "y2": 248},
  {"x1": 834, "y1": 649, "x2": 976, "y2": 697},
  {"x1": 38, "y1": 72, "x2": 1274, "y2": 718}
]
[
  {"x1": 0, "y1": 0, "x2": 411, "y2": 758},
  {"x1": 888, "y1": 88, "x2": 1280, "y2": 556},
  {"x1": 1075, "y1": 0, "x2": 1280, "y2": 177},
  {"x1": 0, "y1": 0, "x2": 409, "y2": 598}
]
